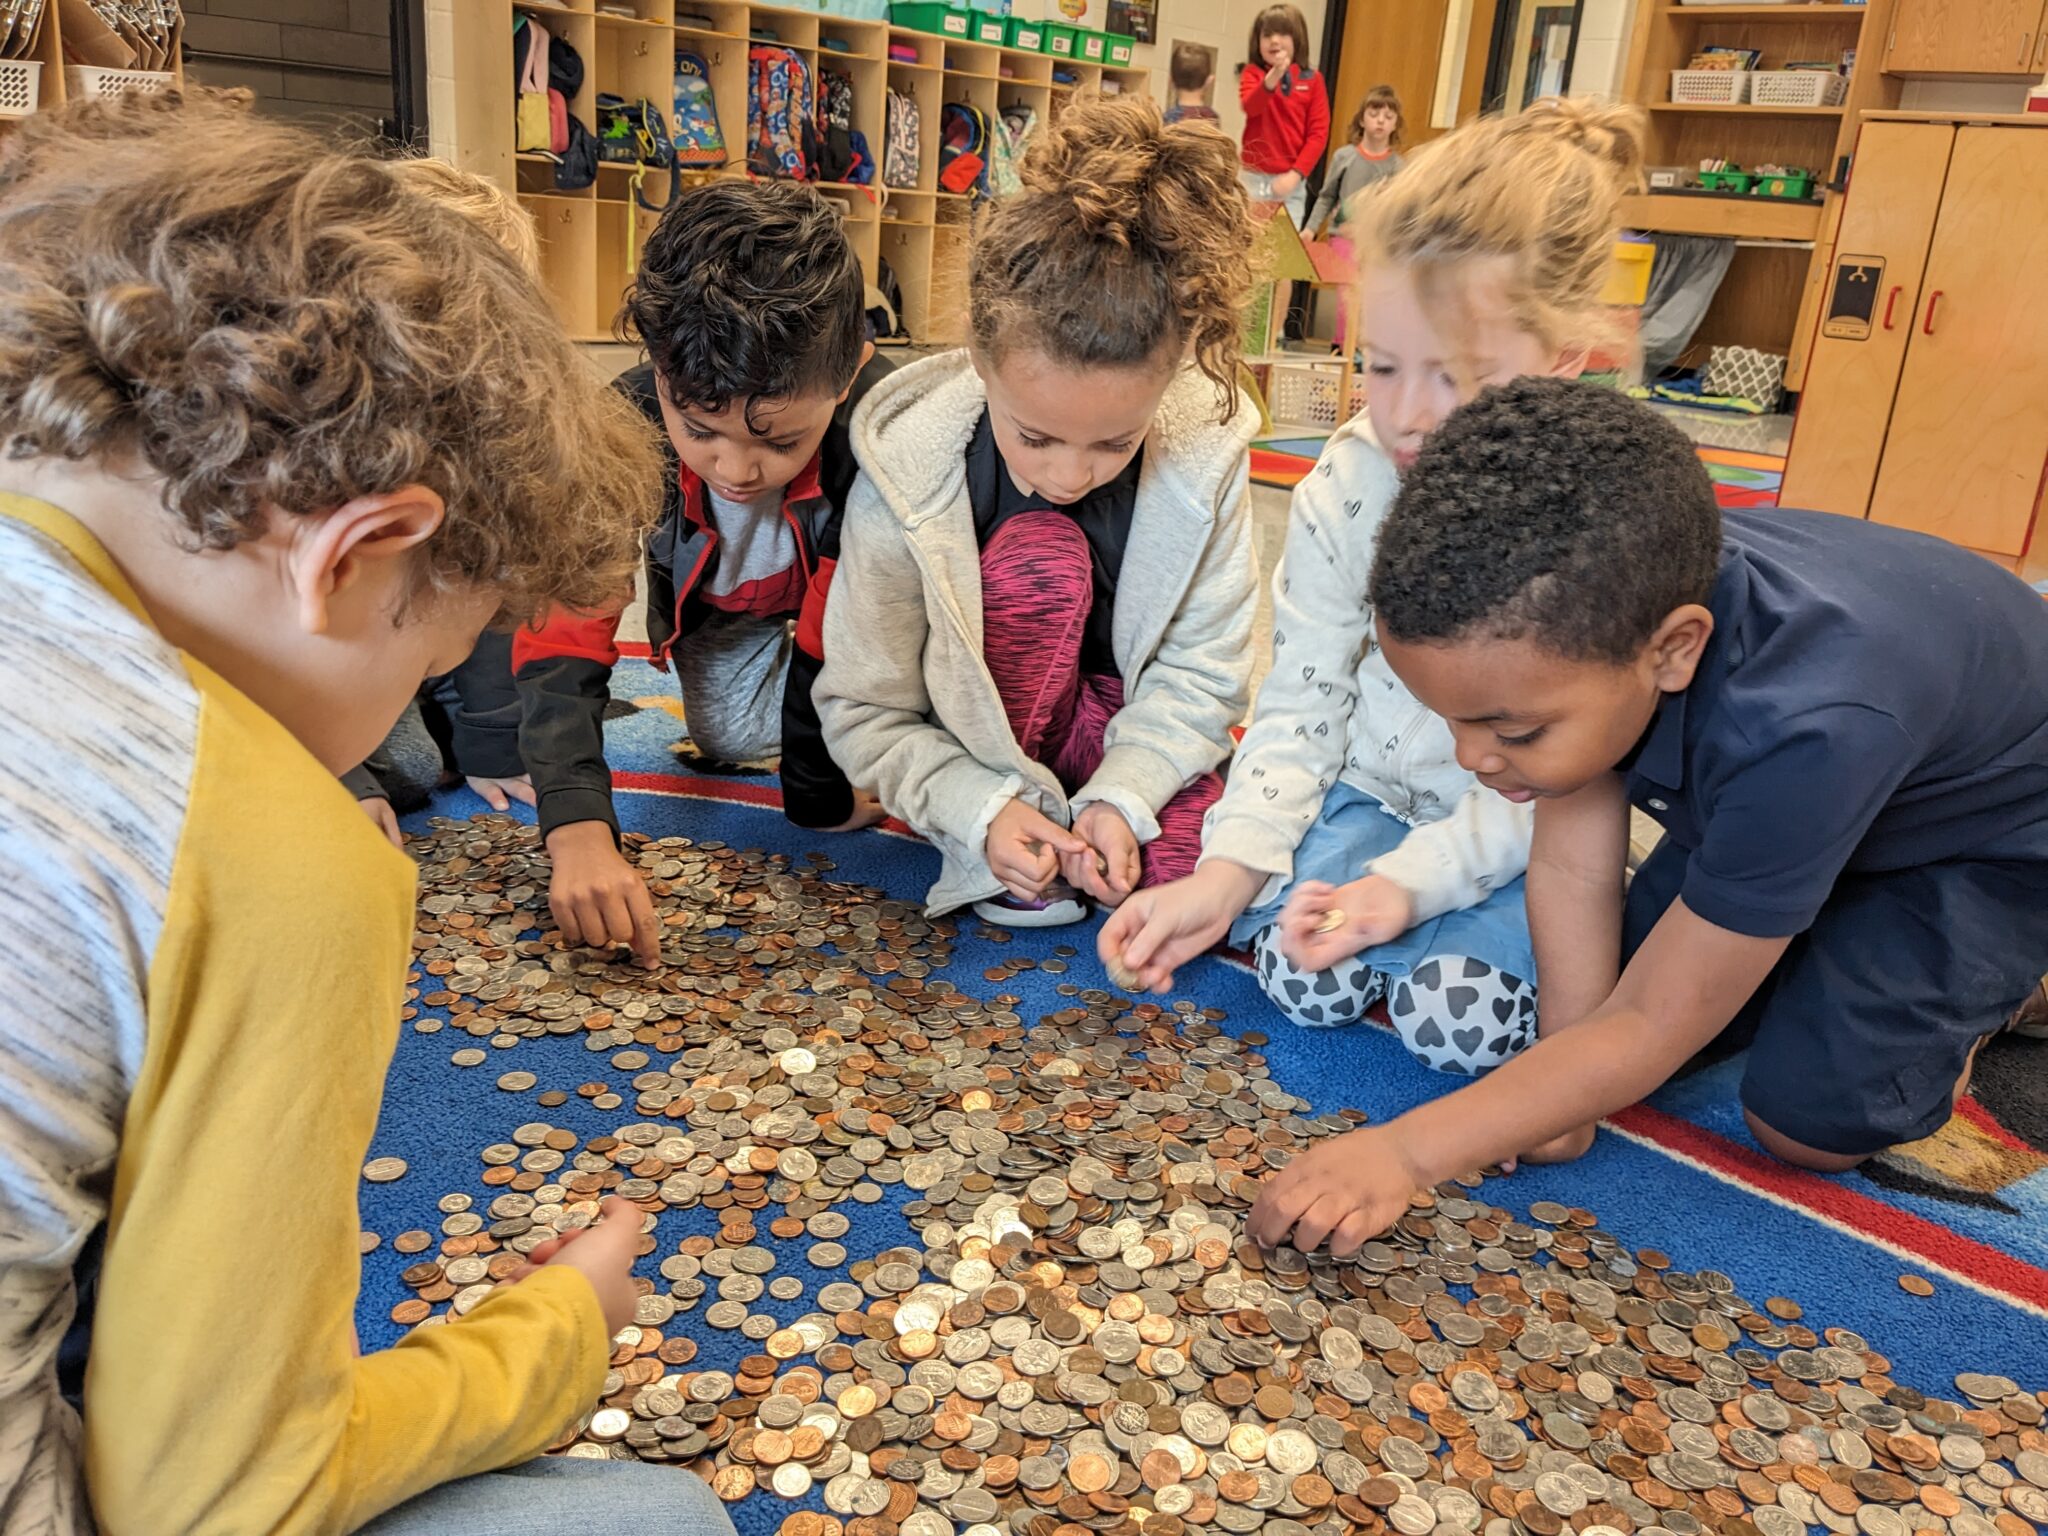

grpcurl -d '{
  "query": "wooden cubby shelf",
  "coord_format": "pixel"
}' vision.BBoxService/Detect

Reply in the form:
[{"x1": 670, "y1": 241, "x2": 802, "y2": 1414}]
[
  {"x1": 453, "y1": 0, "x2": 1143, "y2": 345},
  {"x1": 1618, "y1": 0, "x2": 1902, "y2": 390}
]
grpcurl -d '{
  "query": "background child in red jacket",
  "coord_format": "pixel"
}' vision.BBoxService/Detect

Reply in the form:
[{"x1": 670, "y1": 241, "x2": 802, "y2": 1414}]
[{"x1": 1238, "y1": 2, "x2": 1329, "y2": 229}]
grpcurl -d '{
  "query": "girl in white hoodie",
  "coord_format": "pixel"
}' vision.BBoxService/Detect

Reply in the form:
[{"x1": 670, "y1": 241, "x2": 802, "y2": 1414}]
[
  {"x1": 816, "y1": 98, "x2": 1262, "y2": 924},
  {"x1": 1101, "y1": 100, "x2": 1646, "y2": 1078}
]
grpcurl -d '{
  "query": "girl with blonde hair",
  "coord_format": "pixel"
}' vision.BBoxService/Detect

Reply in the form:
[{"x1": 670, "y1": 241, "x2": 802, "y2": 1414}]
[{"x1": 1104, "y1": 99, "x2": 1645, "y2": 1085}]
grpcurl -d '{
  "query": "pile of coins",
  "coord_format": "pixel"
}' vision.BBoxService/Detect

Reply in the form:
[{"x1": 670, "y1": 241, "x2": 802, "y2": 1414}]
[{"x1": 383, "y1": 818, "x2": 2048, "y2": 1536}]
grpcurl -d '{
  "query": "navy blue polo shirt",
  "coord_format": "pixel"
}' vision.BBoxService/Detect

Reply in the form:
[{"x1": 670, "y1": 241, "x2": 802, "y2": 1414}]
[{"x1": 1627, "y1": 507, "x2": 2048, "y2": 939}]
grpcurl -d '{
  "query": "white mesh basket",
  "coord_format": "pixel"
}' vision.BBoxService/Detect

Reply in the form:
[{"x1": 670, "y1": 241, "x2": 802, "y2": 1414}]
[
  {"x1": 0, "y1": 59, "x2": 42, "y2": 117},
  {"x1": 1266, "y1": 361, "x2": 1359, "y2": 433},
  {"x1": 1748, "y1": 70, "x2": 1847, "y2": 107},
  {"x1": 1670, "y1": 69, "x2": 1749, "y2": 104},
  {"x1": 65, "y1": 65, "x2": 175, "y2": 99}
]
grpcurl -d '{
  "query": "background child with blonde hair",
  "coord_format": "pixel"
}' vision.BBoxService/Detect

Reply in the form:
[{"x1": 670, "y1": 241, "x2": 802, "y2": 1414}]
[
  {"x1": 343, "y1": 156, "x2": 546, "y2": 843},
  {"x1": 0, "y1": 93, "x2": 735, "y2": 1536},
  {"x1": 1102, "y1": 100, "x2": 1645, "y2": 1080},
  {"x1": 817, "y1": 95, "x2": 1261, "y2": 929}
]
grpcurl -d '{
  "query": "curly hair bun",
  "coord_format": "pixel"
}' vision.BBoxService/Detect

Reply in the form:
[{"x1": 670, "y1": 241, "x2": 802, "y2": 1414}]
[{"x1": 970, "y1": 94, "x2": 1258, "y2": 417}]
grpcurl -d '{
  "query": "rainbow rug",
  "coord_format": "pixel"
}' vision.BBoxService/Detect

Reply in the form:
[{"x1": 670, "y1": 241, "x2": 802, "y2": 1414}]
[
  {"x1": 1250, "y1": 434, "x2": 1787, "y2": 510},
  {"x1": 359, "y1": 645, "x2": 2048, "y2": 1536}
]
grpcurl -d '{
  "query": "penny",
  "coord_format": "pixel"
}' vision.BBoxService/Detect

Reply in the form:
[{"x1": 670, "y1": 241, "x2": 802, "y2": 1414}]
[
  {"x1": 361, "y1": 1157, "x2": 407, "y2": 1183},
  {"x1": 1901, "y1": 1275, "x2": 1937, "y2": 1296}
]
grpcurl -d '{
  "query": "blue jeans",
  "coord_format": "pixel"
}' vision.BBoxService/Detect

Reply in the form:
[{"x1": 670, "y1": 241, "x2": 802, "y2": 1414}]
[
  {"x1": 1240, "y1": 167, "x2": 1308, "y2": 229},
  {"x1": 358, "y1": 1455, "x2": 737, "y2": 1536},
  {"x1": 1229, "y1": 781, "x2": 1535, "y2": 983}
]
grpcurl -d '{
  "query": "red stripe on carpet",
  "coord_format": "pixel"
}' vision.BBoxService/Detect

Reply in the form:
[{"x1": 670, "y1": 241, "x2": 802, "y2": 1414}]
[
  {"x1": 1609, "y1": 1103, "x2": 2048, "y2": 1308},
  {"x1": 618, "y1": 640, "x2": 652, "y2": 659},
  {"x1": 610, "y1": 770, "x2": 920, "y2": 840}
]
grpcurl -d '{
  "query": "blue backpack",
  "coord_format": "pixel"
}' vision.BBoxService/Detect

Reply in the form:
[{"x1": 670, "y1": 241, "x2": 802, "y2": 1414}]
[{"x1": 672, "y1": 51, "x2": 727, "y2": 169}]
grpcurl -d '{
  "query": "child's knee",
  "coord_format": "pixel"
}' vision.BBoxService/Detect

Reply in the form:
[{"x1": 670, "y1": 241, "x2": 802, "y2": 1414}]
[
  {"x1": 1252, "y1": 927, "x2": 1383, "y2": 1029},
  {"x1": 1387, "y1": 956, "x2": 1537, "y2": 1075},
  {"x1": 1742, "y1": 1107, "x2": 1869, "y2": 1172}
]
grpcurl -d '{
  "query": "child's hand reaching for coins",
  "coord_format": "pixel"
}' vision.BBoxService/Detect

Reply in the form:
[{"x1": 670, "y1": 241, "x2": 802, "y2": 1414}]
[
  {"x1": 1276, "y1": 874, "x2": 1414, "y2": 972},
  {"x1": 1249, "y1": 1125, "x2": 1423, "y2": 1257},
  {"x1": 1063, "y1": 803, "x2": 1141, "y2": 907},
  {"x1": 502, "y1": 1193, "x2": 645, "y2": 1336},
  {"x1": 985, "y1": 798, "x2": 1090, "y2": 901}
]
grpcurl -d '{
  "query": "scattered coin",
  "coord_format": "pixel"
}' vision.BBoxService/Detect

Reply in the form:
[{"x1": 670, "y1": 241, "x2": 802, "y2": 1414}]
[
  {"x1": 376, "y1": 816, "x2": 2045, "y2": 1536},
  {"x1": 1314, "y1": 906, "x2": 1347, "y2": 935},
  {"x1": 361, "y1": 1157, "x2": 407, "y2": 1183},
  {"x1": 1901, "y1": 1274, "x2": 1937, "y2": 1296}
]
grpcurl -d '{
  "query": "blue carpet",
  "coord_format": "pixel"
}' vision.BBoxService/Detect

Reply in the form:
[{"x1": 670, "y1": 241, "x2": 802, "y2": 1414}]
[{"x1": 358, "y1": 659, "x2": 2048, "y2": 1532}]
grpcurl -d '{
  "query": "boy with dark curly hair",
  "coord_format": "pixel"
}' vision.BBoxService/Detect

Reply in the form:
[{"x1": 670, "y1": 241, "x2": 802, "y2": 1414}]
[
  {"x1": 0, "y1": 92, "x2": 736, "y2": 1536},
  {"x1": 1252, "y1": 378, "x2": 2048, "y2": 1256},
  {"x1": 515, "y1": 180, "x2": 892, "y2": 965}
]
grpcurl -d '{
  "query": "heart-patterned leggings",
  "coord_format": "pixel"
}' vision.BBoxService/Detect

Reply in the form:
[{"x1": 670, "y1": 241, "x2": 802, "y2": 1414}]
[{"x1": 1249, "y1": 925, "x2": 1539, "y2": 1075}]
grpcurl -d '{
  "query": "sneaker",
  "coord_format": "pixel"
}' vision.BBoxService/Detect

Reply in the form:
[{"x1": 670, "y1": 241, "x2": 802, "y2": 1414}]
[
  {"x1": 974, "y1": 881, "x2": 1087, "y2": 928},
  {"x1": 2009, "y1": 976, "x2": 2048, "y2": 1039}
]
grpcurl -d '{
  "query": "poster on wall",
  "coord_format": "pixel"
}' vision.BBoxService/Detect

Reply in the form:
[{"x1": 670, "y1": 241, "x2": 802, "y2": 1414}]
[{"x1": 1107, "y1": 0, "x2": 1156, "y2": 44}]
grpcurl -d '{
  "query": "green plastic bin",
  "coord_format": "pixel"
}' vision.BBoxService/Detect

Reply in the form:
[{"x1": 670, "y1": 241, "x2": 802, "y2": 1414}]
[
  {"x1": 1006, "y1": 15, "x2": 1043, "y2": 48},
  {"x1": 1756, "y1": 171, "x2": 1814, "y2": 200},
  {"x1": 890, "y1": 2, "x2": 972, "y2": 36},
  {"x1": 1105, "y1": 30, "x2": 1134, "y2": 64},
  {"x1": 970, "y1": 10, "x2": 1007, "y2": 43},
  {"x1": 1077, "y1": 27, "x2": 1106, "y2": 60},
  {"x1": 1697, "y1": 168, "x2": 1754, "y2": 194},
  {"x1": 1040, "y1": 20, "x2": 1077, "y2": 56}
]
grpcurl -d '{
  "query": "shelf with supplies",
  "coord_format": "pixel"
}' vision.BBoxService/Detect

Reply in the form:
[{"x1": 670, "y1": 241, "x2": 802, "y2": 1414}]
[
  {"x1": 460, "y1": 0, "x2": 1144, "y2": 346},
  {"x1": 1618, "y1": 0, "x2": 1899, "y2": 390},
  {"x1": 0, "y1": 0, "x2": 185, "y2": 128}
]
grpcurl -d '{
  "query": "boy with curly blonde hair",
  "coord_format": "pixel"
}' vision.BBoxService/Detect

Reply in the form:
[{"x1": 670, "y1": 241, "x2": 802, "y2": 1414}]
[{"x1": 0, "y1": 94, "x2": 733, "y2": 1536}]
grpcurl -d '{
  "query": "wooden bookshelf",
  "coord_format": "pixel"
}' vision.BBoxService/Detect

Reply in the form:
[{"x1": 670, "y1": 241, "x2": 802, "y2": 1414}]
[
  {"x1": 460, "y1": 0, "x2": 1144, "y2": 345},
  {"x1": 1619, "y1": 0, "x2": 1903, "y2": 391}
]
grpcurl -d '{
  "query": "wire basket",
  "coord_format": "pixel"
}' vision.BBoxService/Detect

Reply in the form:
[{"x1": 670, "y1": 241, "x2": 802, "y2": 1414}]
[
  {"x1": 0, "y1": 59, "x2": 41, "y2": 117},
  {"x1": 1748, "y1": 70, "x2": 1847, "y2": 107},
  {"x1": 1669, "y1": 69, "x2": 1749, "y2": 105},
  {"x1": 1266, "y1": 360, "x2": 1361, "y2": 433},
  {"x1": 64, "y1": 65, "x2": 175, "y2": 100}
]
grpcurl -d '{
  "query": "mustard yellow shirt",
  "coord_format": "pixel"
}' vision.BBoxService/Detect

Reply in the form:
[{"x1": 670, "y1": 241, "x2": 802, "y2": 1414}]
[{"x1": 0, "y1": 495, "x2": 608, "y2": 1536}]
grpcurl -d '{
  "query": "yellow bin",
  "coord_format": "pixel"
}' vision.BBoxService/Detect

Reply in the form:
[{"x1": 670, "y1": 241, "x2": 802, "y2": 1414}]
[{"x1": 1602, "y1": 240, "x2": 1654, "y2": 306}]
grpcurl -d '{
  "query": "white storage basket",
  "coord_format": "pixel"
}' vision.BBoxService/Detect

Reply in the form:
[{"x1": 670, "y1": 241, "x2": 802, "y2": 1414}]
[
  {"x1": 64, "y1": 65, "x2": 175, "y2": 100},
  {"x1": 0, "y1": 59, "x2": 42, "y2": 117},
  {"x1": 1748, "y1": 70, "x2": 1848, "y2": 107},
  {"x1": 1266, "y1": 361, "x2": 1361, "y2": 433},
  {"x1": 1670, "y1": 69, "x2": 1750, "y2": 104}
]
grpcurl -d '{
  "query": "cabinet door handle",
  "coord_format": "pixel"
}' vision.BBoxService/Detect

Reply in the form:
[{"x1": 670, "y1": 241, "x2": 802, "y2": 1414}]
[
  {"x1": 2035, "y1": 29, "x2": 2047, "y2": 67},
  {"x1": 1882, "y1": 285, "x2": 1902, "y2": 329},
  {"x1": 2021, "y1": 31, "x2": 2032, "y2": 63},
  {"x1": 1922, "y1": 290, "x2": 1943, "y2": 335}
]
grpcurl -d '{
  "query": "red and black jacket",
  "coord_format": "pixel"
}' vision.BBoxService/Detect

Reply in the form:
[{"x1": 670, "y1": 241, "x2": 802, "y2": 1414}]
[{"x1": 513, "y1": 354, "x2": 892, "y2": 836}]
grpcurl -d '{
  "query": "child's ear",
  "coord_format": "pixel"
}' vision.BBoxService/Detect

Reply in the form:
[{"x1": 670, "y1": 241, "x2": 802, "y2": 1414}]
[
  {"x1": 838, "y1": 340, "x2": 877, "y2": 404},
  {"x1": 1549, "y1": 345, "x2": 1590, "y2": 380},
  {"x1": 286, "y1": 486, "x2": 447, "y2": 637},
  {"x1": 1646, "y1": 603, "x2": 1714, "y2": 694}
]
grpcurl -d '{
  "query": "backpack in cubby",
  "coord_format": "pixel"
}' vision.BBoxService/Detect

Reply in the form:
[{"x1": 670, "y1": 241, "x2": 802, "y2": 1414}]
[
  {"x1": 747, "y1": 44, "x2": 816, "y2": 180},
  {"x1": 883, "y1": 87, "x2": 920, "y2": 189},
  {"x1": 672, "y1": 51, "x2": 727, "y2": 169},
  {"x1": 816, "y1": 67, "x2": 856, "y2": 184}
]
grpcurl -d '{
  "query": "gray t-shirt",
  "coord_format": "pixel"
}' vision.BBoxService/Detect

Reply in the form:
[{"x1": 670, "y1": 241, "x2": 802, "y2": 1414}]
[{"x1": 1308, "y1": 143, "x2": 1404, "y2": 233}]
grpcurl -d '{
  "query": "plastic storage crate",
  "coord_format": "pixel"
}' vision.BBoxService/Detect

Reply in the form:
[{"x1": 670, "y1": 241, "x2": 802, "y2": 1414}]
[
  {"x1": 64, "y1": 65, "x2": 175, "y2": 99},
  {"x1": 970, "y1": 10, "x2": 1006, "y2": 43},
  {"x1": 1006, "y1": 15, "x2": 1043, "y2": 48},
  {"x1": 1040, "y1": 20, "x2": 1077, "y2": 55},
  {"x1": 0, "y1": 59, "x2": 41, "y2": 117},
  {"x1": 1266, "y1": 360, "x2": 1360, "y2": 433},
  {"x1": 889, "y1": 3, "x2": 972, "y2": 35},
  {"x1": 1756, "y1": 170, "x2": 1815, "y2": 198},
  {"x1": 1698, "y1": 168, "x2": 1757, "y2": 192},
  {"x1": 1669, "y1": 68, "x2": 1749, "y2": 104},
  {"x1": 1749, "y1": 70, "x2": 1847, "y2": 107},
  {"x1": 1105, "y1": 31, "x2": 1134, "y2": 64},
  {"x1": 1077, "y1": 27, "x2": 1106, "y2": 60}
]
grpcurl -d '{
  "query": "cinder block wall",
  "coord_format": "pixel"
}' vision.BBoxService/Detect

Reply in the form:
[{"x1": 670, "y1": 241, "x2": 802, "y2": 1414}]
[{"x1": 183, "y1": 0, "x2": 394, "y2": 134}]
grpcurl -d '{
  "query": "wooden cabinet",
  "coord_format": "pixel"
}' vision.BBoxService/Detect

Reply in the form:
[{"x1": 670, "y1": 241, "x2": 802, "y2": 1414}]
[
  {"x1": 1885, "y1": 0, "x2": 2048, "y2": 75},
  {"x1": 1782, "y1": 114, "x2": 2048, "y2": 567}
]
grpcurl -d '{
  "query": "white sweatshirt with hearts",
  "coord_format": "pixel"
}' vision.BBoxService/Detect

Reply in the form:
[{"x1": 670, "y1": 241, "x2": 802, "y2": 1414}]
[{"x1": 1199, "y1": 413, "x2": 1534, "y2": 922}]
